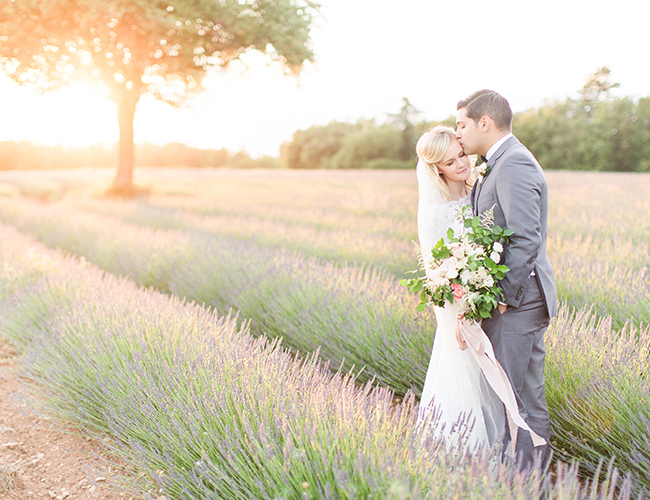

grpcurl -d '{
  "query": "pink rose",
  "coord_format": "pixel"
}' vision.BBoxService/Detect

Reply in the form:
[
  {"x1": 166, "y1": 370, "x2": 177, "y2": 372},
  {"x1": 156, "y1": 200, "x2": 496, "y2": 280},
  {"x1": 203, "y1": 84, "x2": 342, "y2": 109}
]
[
  {"x1": 441, "y1": 258, "x2": 456, "y2": 271},
  {"x1": 451, "y1": 283, "x2": 464, "y2": 300}
]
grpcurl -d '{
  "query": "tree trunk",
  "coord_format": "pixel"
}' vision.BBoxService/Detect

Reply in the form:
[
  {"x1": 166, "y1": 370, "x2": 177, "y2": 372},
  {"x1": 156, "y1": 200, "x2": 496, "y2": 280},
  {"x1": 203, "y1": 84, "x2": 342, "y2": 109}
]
[{"x1": 112, "y1": 88, "x2": 141, "y2": 192}]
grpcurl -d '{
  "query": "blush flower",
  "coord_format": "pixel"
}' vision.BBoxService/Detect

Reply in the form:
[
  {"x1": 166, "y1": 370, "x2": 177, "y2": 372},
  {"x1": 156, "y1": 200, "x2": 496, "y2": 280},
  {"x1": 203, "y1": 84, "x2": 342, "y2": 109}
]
[{"x1": 451, "y1": 246, "x2": 465, "y2": 259}]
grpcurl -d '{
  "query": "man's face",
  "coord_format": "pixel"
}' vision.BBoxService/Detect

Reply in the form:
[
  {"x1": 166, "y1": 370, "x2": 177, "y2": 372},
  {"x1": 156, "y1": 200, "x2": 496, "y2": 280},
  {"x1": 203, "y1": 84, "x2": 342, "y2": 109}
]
[{"x1": 456, "y1": 108, "x2": 482, "y2": 155}]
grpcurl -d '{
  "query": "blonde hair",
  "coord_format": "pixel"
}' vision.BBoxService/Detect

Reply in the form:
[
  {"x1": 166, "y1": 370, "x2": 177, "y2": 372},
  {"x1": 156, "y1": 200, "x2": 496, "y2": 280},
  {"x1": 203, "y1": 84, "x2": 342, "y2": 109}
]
[{"x1": 416, "y1": 125, "x2": 475, "y2": 201}]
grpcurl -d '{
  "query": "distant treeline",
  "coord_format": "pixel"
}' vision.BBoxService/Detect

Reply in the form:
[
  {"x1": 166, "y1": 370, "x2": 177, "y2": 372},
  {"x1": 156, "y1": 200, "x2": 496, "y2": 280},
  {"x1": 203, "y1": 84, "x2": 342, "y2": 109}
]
[
  {"x1": 280, "y1": 95, "x2": 650, "y2": 172},
  {"x1": 0, "y1": 141, "x2": 282, "y2": 170},
  {"x1": 515, "y1": 96, "x2": 650, "y2": 172},
  {"x1": 280, "y1": 119, "x2": 433, "y2": 170},
  {"x1": 4, "y1": 88, "x2": 649, "y2": 173}
]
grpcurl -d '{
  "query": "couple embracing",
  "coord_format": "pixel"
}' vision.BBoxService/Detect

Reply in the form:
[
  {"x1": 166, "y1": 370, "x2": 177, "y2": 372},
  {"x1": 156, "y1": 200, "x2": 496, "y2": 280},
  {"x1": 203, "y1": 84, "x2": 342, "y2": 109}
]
[{"x1": 415, "y1": 90, "x2": 557, "y2": 469}]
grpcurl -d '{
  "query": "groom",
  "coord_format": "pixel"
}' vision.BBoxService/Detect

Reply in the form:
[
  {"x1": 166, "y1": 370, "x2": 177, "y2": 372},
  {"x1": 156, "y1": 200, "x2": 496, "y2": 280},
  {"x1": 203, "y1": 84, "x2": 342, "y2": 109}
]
[{"x1": 456, "y1": 90, "x2": 558, "y2": 469}]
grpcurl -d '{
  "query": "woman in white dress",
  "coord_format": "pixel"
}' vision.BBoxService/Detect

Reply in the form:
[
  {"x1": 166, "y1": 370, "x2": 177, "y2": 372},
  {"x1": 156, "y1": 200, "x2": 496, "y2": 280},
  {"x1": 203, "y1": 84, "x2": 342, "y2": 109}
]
[{"x1": 415, "y1": 125, "x2": 504, "y2": 452}]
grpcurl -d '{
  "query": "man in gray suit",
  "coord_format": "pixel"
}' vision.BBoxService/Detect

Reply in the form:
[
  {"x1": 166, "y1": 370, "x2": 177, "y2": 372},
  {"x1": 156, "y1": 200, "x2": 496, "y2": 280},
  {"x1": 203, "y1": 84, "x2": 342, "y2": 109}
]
[{"x1": 456, "y1": 90, "x2": 558, "y2": 469}]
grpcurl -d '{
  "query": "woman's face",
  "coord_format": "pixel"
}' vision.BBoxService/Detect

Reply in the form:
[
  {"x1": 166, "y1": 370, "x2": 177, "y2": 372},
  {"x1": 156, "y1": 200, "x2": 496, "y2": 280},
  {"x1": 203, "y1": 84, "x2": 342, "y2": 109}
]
[{"x1": 437, "y1": 139, "x2": 471, "y2": 183}]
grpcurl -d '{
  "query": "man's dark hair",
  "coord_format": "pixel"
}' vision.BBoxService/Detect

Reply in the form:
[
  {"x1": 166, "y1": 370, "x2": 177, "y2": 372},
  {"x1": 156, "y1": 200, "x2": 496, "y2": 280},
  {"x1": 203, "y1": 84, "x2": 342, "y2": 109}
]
[{"x1": 457, "y1": 90, "x2": 513, "y2": 131}]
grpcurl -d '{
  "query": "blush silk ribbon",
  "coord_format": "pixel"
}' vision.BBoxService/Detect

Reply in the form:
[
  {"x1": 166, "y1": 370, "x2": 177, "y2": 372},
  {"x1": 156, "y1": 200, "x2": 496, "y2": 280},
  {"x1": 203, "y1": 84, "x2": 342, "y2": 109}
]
[{"x1": 455, "y1": 315, "x2": 547, "y2": 457}]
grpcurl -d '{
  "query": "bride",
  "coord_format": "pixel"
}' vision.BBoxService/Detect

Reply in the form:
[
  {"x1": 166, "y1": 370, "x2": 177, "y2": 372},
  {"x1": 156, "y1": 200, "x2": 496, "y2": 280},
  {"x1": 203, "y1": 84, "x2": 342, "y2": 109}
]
[{"x1": 415, "y1": 125, "x2": 504, "y2": 451}]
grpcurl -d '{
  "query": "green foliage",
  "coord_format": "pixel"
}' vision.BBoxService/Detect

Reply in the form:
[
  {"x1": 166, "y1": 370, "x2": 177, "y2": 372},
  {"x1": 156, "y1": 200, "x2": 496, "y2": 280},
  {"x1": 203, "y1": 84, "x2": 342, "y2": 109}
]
[
  {"x1": 332, "y1": 123, "x2": 403, "y2": 169},
  {"x1": 506, "y1": 67, "x2": 648, "y2": 172},
  {"x1": 2, "y1": 172, "x2": 650, "y2": 495},
  {"x1": 0, "y1": 198, "x2": 435, "y2": 395},
  {"x1": 0, "y1": 0, "x2": 318, "y2": 94},
  {"x1": 280, "y1": 120, "x2": 409, "y2": 169},
  {"x1": 401, "y1": 209, "x2": 513, "y2": 323},
  {"x1": 281, "y1": 114, "x2": 459, "y2": 170},
  {"x1": 280, "y1": 121, "x2": 361, "y2": 169},
  {"x1": 0, "y1": 225, "x2": 635, "y2": 500},
  {"x1": 514, "y1": 73, "x2": 650, "y2": 173},
  {"x1": 0, "y1": 0, "x2": 318, "y2": 188},
  {"x1": 387, "y1": 97, "x2": 420, "y2": 161},
  {"x1": 281, "y1": 82, "x2": 650, "y2": 172},
  {"x1": 280, "y1": 67, "x2": 649, "y2": 173}
]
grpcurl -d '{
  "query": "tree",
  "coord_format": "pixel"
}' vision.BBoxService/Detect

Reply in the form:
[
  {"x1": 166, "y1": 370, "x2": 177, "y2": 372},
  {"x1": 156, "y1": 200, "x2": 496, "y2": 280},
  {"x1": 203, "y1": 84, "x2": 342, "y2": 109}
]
[
  {"x1": 578, "y1": 66, "x2": 620, "y2": 112},
  {"x1": 332, "y1": 121, "x2": 405, "y2": 169},
  {"x1": 280, "y1": 121, "x2": 360, "y2": 169},
  {"x1": 514, "y1": 99, "x2": 577, "y2": 170},
  {"x1": 0, "y1": 0, "x2": 318, "y2": 194},
  {"x1": 387, "y1": 97, "x2": 420, "y2": 161}
]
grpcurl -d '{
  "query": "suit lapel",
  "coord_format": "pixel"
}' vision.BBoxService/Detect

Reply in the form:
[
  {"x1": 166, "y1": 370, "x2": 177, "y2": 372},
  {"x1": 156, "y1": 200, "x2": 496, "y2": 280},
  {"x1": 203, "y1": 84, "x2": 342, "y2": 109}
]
[
  {"x1": 471, "y1": 181, "x2": 478, "y2": 211},
  {"x1": 474, "y1": 136, "x2": 520, "y2": 209}
]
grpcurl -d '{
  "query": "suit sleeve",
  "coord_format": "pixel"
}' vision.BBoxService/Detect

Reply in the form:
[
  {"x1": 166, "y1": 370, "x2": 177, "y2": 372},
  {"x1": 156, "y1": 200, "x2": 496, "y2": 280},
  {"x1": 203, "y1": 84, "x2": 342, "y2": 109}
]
[{"x1": 495, "y1": 150, "x2": 542, "y2": 308}]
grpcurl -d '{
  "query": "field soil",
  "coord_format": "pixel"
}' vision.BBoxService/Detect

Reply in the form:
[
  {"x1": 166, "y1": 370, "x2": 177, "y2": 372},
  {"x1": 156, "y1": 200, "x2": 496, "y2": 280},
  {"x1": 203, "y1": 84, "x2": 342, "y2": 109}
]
[{"x1": 0, "y1": 342, "x2": 136, "y2": 500}]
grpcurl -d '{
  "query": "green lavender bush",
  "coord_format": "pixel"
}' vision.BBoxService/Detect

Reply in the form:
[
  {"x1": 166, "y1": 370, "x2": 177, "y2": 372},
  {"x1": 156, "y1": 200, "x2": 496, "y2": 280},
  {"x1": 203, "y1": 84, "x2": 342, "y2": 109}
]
[
  {"x1": 2, "y1": 223, "x2": 633, "y2": 499},
  {"x1": 0, "y1": 199, "x2": 435, "y2": 395}
]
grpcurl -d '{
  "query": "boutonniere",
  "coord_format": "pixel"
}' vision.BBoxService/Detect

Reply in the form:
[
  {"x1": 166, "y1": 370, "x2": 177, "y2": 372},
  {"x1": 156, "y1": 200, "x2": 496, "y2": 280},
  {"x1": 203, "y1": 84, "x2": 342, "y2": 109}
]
[{"x1": 475, "y1": 155, "x2": 490, "y2": 178}]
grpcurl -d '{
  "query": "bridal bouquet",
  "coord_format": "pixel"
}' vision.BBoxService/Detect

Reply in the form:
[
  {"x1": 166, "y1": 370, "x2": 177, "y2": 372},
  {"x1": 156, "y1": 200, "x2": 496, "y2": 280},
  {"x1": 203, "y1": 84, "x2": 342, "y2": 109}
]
[{"x1": 401, "y1": 208, "x2": 513, "y2": 322}]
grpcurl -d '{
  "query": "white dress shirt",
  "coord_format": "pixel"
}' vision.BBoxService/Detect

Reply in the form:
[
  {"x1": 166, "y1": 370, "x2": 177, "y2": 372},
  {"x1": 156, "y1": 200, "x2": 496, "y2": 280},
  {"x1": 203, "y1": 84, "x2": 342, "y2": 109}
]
[{"x1": 486, "y1": 133, "x2": 514, "y2": 162}]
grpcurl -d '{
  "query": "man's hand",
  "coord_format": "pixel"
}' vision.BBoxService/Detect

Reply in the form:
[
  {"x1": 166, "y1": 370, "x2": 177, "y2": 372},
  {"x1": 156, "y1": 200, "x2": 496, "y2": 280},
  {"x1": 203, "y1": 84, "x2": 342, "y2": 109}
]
[{"x1": 498, "y1": 303, "x2": 508, "y2": 314}]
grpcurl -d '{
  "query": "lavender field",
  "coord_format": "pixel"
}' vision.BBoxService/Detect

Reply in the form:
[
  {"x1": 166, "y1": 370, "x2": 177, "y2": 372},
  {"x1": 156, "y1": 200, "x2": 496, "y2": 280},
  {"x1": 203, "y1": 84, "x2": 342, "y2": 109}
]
[{"x1": 0, "y1": 167, "x2": 649, "y2": 498}]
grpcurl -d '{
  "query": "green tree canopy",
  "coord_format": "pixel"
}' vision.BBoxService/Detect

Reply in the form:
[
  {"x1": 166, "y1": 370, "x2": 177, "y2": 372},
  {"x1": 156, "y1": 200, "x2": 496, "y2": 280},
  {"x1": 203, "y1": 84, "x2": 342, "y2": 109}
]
[
  {"x1": 387, "y1": 97, "x2": 420, "y2": 161},
  {"x1": 280, "y1": 121, "x2": 360, "y2": 169},
  {"x1": 280, "y1": 107, "x2": 456, "y2": 170},
  {"x1": 0, "y1": 0, "x2": 318, "y2": 193}
]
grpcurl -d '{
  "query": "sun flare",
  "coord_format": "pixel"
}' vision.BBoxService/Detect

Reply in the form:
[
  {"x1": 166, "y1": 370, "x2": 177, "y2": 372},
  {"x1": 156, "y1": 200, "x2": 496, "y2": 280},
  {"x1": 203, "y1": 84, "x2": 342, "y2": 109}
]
[{"x1": 1, "y1": 78, "x2": 118, "y2": 148}]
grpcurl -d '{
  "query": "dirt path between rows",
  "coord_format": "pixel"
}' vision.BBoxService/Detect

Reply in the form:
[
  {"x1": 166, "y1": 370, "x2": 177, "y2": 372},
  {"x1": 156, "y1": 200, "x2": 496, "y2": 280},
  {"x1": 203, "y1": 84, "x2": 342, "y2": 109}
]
[{"x1": 0, "y1": 341, "x2": 138, "y2": 500}]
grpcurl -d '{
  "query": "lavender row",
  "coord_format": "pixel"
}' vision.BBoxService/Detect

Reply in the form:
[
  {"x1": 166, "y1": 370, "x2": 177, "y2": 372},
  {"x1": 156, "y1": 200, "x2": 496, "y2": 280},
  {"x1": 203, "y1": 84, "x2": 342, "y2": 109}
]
[
  {"x1": 2, "y1": 168, "x2": 648, "y2": 329},
  {"x1": 545, "y1": 308, "x2": 650, "y2": 490},
  {"x1": 61, "y1": 176, "x2": 650, "y2": 329},
  {"x1": 67, "y1": 196, "x2": 419, "y2": 277},
  {"x1": 0, "y1": 223, "x2": 628, "y2": 499},
  {"x1": 1, "y1": 201, "x2": 650, "y2": 491},
  {"x1": 0, "y1": 198, "x2": 434, "y2": 395}
]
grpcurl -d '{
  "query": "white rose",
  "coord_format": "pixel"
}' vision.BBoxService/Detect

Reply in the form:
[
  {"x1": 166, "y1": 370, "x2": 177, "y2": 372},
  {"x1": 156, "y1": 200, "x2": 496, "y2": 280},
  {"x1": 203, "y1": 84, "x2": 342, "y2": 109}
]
[
  {"x1": 447, "y1": 268, "x2": 459, "y2": 279},
  {"x1": 493, "y1": 242, "x2": 503, "y2": 252},
  {"x1": 460, "y1": 270, "x2": 472, "y2": 285},
  {"x1": 490, "y1": 252, "x2": 500, "y2": 263}
]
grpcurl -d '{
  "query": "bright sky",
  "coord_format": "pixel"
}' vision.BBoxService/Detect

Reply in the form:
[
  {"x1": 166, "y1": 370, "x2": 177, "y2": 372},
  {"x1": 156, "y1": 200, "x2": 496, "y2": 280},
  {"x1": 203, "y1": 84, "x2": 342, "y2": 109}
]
[{"x1": 1, "y1": 0, "x2": 648, "y2": 157}]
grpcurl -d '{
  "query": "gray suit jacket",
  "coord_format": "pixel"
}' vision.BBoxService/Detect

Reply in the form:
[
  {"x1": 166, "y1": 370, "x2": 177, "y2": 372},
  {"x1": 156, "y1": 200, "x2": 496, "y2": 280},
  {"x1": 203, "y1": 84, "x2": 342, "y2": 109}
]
[{"x1": 472, "y1": 136, "x2": 558, "y2": 317}]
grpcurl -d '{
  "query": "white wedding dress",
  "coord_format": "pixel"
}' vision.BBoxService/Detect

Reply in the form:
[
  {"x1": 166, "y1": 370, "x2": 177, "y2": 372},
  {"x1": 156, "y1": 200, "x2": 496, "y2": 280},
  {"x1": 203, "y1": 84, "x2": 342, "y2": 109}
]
[{"x1": 416, "y1": 160, "x2": 504, "y2": 452}]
